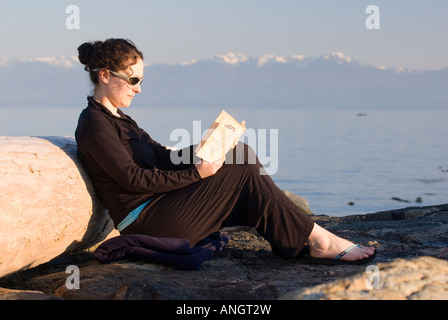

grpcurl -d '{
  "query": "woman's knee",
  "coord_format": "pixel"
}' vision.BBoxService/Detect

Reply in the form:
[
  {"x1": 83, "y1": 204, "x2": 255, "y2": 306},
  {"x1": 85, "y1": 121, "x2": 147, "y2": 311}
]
[{"x1": 226, "y1": 142, "x2": 259, "y2": 166}]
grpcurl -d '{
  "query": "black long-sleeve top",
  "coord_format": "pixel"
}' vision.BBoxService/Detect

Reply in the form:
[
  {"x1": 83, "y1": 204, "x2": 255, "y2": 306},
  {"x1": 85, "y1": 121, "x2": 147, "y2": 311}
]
[{"x1": 75, "y1": 97, "x2": 202, "y2": 226}]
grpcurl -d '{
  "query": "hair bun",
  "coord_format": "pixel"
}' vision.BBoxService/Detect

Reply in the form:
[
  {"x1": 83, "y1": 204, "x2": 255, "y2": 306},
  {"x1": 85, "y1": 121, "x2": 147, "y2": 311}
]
[{"x1": 77, "y1": 41, "x2": 98, "y2": 66}]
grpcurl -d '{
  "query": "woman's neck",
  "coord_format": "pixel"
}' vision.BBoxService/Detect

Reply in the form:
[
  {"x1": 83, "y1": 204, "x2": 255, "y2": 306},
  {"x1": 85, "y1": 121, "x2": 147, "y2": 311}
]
[{"x1": 93, "y1": 93, "x2": 121, "y2": 117}]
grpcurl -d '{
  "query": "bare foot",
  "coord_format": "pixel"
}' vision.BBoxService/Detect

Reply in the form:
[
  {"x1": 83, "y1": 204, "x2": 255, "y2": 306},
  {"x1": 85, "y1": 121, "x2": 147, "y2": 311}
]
[{"x1": 307, "y1": 223, "x2": 375, "y2": 262}]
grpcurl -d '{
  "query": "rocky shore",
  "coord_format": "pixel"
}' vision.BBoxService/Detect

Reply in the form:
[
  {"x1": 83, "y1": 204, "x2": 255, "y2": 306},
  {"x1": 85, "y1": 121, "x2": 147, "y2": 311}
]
[{"x1": 1, "y1": 203, "x2": 447, "y2": 300}]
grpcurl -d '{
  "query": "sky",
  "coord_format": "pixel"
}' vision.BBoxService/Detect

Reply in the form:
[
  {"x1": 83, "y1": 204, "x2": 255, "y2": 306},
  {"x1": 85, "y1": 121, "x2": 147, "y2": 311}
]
[{"x1": 0, "y1": 0, "x2": 447, "y2": 70}]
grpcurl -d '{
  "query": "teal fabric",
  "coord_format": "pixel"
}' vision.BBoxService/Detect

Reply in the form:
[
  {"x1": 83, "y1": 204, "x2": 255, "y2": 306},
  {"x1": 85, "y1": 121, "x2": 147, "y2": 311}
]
[{"x1": 116, "y1": 199, "x2": 151, "y2": 232}]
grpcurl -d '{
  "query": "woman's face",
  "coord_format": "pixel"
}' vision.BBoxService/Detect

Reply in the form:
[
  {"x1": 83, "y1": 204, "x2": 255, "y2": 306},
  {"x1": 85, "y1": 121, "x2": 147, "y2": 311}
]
[{"x1": 104, "y1": 58, "x2": 144, "y2": 109}]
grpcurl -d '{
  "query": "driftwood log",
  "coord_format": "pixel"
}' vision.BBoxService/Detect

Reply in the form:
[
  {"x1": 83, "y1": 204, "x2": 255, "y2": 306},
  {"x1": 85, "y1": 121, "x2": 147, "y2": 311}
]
[{"x1": 0, "y1": 136, "x2": 116, "y2": 278}]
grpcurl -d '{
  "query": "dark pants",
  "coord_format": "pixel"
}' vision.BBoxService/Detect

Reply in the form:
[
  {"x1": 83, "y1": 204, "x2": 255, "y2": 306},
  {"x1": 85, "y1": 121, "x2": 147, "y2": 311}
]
[{"x1": 122, "y1": 144, "x2": 314, "y2": 259}]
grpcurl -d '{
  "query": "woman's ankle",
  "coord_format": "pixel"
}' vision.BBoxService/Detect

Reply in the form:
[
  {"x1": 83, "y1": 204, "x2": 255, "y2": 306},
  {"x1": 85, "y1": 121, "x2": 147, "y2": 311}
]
[
  {"x1": 307, "y1": 223, "x2": 353, "y2": 258},
  {"x1": 307, "y1": 224, "x2": 332, "y2": 252}
]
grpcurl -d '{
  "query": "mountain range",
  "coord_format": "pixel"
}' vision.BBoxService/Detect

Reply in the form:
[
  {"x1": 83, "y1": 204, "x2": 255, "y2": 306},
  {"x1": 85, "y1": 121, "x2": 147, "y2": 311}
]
[{"x1": 1, "y1": 52, "x2": 447, "y2": 109}]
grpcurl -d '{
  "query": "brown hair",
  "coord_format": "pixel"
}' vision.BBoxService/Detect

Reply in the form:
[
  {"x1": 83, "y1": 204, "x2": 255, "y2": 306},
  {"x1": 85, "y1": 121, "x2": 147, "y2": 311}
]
[{"x1": 78, "y1": 38, "x2": 144, "y2": 85}]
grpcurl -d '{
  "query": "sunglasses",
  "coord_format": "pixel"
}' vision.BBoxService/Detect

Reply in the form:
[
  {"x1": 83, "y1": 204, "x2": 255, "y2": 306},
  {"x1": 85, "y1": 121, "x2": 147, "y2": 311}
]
[{"x1": 93, "y1": 68, "x2": 144, "y2": 86}]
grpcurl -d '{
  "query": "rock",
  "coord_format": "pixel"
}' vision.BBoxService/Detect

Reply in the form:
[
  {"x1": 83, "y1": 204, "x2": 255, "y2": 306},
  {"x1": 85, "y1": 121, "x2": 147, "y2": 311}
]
[
  {"x1": 0, "y1": 287, "x2": 62, "y2": 300},
  {"x1": 391, "y1": 197, "x2": 410, "y2": 203},
  {"x1": 0, "y1": 203, "x2": 447, "y2": 300},
  {"x1": 283, "y1": 190, "x2": 314, "y2": 215},
  {"x1": 312, "y1": 203, "x2": 448, "y2": 261},
  {"x1": 0, "y1": 136, "x2": 117, "y2": 278},
  {"x1": 281, "y1": 256, "x2": 448, "y2": 300}
]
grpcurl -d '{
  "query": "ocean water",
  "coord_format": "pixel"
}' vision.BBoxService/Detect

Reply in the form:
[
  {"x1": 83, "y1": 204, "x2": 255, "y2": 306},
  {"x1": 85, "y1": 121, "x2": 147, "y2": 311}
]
[{"x1": 1, "y1": 105, "x2": 447, "y2": 216}]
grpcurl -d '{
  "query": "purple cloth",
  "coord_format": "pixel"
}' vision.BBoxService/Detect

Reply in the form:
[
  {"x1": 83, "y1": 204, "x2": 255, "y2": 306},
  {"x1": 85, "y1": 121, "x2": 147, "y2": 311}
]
[{"x1": 94, "y1": 232, "x2": 229, "y2": 270}]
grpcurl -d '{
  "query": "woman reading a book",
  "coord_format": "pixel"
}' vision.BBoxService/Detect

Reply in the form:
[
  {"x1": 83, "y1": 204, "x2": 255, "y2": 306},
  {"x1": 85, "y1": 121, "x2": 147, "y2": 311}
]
[{"x1": 75, "y1": 38, "x2": 375, "y2": 265}]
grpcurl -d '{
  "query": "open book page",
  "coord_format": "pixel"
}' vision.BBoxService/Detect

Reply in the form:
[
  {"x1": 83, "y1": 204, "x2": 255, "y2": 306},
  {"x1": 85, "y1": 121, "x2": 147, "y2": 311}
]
[{"x1": 195, "y1": 110, "x2": 246, "y2": 163}]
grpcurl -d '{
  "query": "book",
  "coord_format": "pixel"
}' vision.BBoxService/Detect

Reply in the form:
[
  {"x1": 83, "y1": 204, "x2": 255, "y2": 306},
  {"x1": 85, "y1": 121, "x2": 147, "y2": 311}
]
[{"x1": 195, "y1": 110, "x2": 247, "y2": 163}]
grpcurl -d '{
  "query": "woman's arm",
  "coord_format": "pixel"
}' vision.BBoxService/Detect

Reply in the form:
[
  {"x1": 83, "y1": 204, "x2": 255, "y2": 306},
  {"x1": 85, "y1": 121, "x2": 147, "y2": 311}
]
[
  {"x1": 140, "y1": 129, "x2": 198, "y2": 170},
  {"x1": 140, "y1": 131, "x2": 224, "y2": 178},
  {"x1": 76, "y1": 115, "x2": 202, "y2": 195}
]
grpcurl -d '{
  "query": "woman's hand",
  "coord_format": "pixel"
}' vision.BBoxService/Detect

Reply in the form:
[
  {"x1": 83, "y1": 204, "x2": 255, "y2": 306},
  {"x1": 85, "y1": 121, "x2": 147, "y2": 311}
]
[{"x1": 195, "y1": 157, "x2": 225, "y2": 179}]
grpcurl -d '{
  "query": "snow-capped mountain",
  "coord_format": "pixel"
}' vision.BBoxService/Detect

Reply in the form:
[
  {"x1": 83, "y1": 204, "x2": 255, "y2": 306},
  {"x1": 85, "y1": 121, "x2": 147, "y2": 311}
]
[
  {"x1": 0, "y1": 56, "x2": 79, "y2": 68},
  {"x1": 0, "y1": 52, "x2": 446, "y2": 109},
  {"x1": 177, "y1": 52, "x2": 351, "y2": 69}
]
